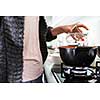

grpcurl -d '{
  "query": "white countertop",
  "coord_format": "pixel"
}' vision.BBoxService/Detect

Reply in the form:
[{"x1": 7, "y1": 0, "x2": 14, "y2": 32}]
[{"x1": 44, "y1": 55, "x2": 61, "y2": 83}]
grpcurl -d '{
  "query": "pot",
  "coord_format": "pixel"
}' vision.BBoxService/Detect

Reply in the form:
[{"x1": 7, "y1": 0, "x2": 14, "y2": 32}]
[{"x1": 59, "y1": 46, "x2": 97, "y2": 67}]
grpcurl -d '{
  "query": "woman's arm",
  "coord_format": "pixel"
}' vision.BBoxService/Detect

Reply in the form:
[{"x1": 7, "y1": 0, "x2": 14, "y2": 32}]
[{"x1": 50, "y1": 23, "x2": 88, "y2": 41}]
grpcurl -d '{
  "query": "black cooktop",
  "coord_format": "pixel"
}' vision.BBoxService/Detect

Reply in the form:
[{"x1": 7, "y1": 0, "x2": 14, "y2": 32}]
[{"x1": 51, "y1": 62, "x2": 100, "y2": 83}]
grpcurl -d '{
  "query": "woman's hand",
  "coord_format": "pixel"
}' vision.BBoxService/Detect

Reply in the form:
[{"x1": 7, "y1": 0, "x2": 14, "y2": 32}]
[
  {"x1": 51, "y1": 23, "x2": 89, "y2": 41},
  {"x1": 64, "y1": 23, "x2": 89, "y2": 41}
]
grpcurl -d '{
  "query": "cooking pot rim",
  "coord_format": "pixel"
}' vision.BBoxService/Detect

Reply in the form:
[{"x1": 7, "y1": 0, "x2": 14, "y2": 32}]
[{"x1": 59, "y1": 45, "x2": 97, "y2": 49}]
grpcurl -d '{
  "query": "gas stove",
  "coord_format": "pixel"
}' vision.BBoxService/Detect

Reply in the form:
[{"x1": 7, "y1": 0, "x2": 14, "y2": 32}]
[{"x1": 51, "y1": 62, "x2": 100, "y2": 83}]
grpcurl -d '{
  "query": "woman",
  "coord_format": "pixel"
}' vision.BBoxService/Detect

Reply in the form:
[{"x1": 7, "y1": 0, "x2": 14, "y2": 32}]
[{"x1": 0, "y1": 16, "x2": 88, "y2": 83}]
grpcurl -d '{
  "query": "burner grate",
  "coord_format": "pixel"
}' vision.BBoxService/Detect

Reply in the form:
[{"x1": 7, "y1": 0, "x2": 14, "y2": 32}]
[{"x1": 51, "y1": 62, "x2": 100, "y2": 83}]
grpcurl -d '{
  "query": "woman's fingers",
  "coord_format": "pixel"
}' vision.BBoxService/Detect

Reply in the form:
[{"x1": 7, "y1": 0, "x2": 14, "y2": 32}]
[
  {"x1": 72, "y1": 26, "x2": 85, "y2": 41},
  {"x1": 70, "y1": 34, "x2": 78, "y2": 41},
  {"x1": 77, "y1": 23, "x2": 89, "y2": 30},
  {"x1": 77, "y1": 28, "x2": 82, "y2": 33},
  {"x1": 75, "y1": 33, "x2": 83, "y2": 40},
  {"x1": 70, "y1": 32, "x2": 84, "y2": 41},
  {"x1": 66, "y1": 23, "x2": 88, "y2": 41}
]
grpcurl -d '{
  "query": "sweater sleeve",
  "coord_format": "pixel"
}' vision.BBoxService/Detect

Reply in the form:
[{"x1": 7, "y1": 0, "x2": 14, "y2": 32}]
[
  {"x1": 46, "y1": 26, "x2": 57, "y2": 42},
  {"x1": 39, "y1": 16, "x2": 57, "y2": 42}
]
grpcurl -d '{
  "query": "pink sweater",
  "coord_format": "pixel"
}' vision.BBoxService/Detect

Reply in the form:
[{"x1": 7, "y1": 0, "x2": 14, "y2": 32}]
[{"x1": 22, "y1": 16, "x2": 43, "y2": 81}]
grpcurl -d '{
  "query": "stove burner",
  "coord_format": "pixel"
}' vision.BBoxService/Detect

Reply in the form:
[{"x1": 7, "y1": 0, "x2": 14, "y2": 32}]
[
  {"x1": 61, "y1": 62, "x2": 100, "y2": 83},
  {"x1": 51, "y1": 61, "x2": 100, "y2": 83}
]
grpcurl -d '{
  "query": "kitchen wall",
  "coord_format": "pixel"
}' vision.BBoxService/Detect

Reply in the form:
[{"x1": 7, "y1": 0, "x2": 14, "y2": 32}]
[{"x1": 46, "y1": 16, "x2": 100, "y2": 47}]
